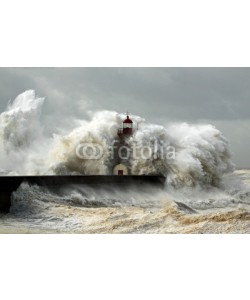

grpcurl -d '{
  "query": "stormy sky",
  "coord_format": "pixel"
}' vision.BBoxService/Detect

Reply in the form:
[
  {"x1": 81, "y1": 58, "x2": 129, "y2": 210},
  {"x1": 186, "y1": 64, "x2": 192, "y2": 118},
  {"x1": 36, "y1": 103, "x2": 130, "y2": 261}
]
[{"x1": 0, "y1": 67, "x2": 249, "y2": 168}]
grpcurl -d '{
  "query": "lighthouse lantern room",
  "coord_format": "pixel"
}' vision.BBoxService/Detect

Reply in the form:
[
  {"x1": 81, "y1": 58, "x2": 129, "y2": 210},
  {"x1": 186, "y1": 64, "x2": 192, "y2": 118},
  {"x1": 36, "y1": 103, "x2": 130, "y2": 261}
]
[{"x1": 117, "y1": 113, "x2": 133, "y2": 137}]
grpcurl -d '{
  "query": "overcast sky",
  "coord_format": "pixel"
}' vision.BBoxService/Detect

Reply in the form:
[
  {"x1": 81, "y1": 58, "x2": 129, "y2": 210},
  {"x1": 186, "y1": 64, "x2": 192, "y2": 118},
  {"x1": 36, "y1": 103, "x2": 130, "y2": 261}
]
[{"x1": 0, "y1": 67, "x2": 249, "y2": 168}]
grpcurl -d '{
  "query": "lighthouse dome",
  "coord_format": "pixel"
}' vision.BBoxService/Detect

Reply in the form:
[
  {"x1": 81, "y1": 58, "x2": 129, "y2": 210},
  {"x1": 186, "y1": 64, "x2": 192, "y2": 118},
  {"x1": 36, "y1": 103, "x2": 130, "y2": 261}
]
[{"x1": 123, "y1": 115, "x2": 133, "y2": 123}]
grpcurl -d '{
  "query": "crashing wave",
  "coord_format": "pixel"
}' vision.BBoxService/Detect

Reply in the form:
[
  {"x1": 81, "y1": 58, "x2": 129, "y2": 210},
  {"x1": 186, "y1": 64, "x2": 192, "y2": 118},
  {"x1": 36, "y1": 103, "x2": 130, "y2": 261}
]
[{"x1": 0, "y1": 90, "x2": 234, "y2": 187}]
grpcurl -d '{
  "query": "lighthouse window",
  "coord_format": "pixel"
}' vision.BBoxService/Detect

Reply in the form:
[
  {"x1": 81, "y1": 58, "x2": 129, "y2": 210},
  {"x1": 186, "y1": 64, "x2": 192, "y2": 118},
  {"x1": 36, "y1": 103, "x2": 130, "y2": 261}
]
[{"x1": 124, "y1": 123, "x2": 132, "y2": 128}]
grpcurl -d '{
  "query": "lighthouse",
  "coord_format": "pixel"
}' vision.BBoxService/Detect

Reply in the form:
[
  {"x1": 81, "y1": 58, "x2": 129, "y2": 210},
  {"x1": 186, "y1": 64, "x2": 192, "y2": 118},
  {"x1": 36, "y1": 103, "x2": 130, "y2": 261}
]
[
  {"x1": 113, "y1": 113, "x2": 134, "y2": 176},
  {"x1": 118, "y1": 114, "x2": 133, "y2": 137}
]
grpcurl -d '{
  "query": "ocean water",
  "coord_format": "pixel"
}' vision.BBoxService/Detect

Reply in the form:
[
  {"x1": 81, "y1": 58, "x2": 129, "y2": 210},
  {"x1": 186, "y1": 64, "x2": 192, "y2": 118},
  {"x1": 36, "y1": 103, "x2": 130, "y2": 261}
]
[
  {"x1": 0, "y1": 169, "x2": 249, "y2": 233},
  {"x1": 0, "y1": 90, "x2": 249, "y2": 233}
]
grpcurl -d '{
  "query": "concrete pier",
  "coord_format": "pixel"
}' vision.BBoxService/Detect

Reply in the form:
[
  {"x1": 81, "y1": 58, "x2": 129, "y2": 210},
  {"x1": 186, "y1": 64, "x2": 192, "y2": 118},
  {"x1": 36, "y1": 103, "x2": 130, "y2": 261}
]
[{"x1": 0, "y1": 191, "x2": 12, "y2": 212}]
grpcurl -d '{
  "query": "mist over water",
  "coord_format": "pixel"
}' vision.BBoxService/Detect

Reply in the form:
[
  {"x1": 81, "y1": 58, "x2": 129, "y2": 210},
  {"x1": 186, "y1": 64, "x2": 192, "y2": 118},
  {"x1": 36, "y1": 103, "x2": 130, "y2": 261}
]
[{"x1": 1, "y1": 90, "x2": 250, "y2": 233}]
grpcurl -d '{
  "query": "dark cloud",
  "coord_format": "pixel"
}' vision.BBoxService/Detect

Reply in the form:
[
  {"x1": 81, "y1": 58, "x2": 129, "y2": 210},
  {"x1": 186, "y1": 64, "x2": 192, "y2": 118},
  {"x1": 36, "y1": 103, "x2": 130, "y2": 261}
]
[{"x1": 0, "y1": 67, "x2": 249, "y2": 167}]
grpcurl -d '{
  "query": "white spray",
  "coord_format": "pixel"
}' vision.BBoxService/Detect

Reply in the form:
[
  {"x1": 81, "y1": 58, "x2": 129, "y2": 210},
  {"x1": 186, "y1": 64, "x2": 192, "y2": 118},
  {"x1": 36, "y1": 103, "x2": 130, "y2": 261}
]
[{"x1": 0, "y1": 90, "x2": 234, "y2": 189}]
